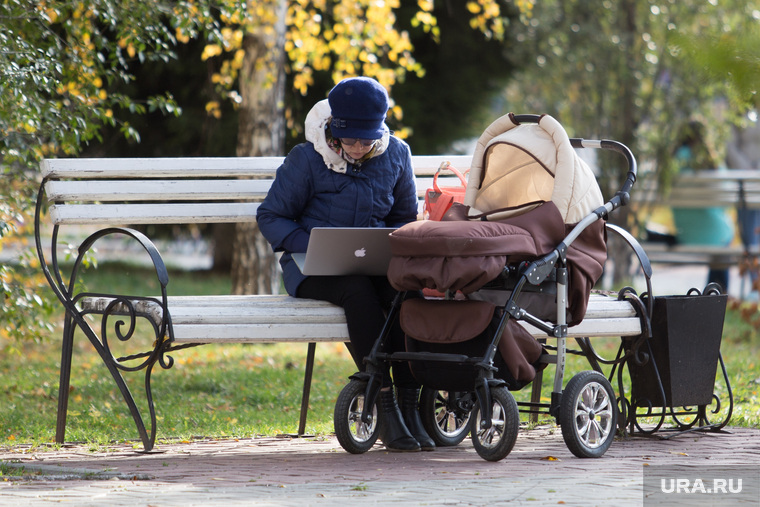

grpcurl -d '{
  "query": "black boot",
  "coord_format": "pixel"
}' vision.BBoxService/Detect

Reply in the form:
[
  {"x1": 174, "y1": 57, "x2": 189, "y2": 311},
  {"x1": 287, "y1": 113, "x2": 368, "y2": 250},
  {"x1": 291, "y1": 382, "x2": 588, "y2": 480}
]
[
  {"x1": 397, "y1": 388, "x2": 436, "y2": 451},
  {"x1": 378, "y1": 389, "x2": 420, "y2": 452}
]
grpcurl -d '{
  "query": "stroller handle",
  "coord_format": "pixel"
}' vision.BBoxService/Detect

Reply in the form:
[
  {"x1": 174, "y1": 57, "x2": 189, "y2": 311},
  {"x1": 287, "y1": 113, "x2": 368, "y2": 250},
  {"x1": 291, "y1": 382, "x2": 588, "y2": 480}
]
[
  {"x1": 557, "y1": 138, "x2": 638, "y2": 274},
  {"x1": 510, "y1": 113, "x2": 638, "y2": 213},
  {"x1": 573, "y1": 138, "x2": 637, "y2": 213}
]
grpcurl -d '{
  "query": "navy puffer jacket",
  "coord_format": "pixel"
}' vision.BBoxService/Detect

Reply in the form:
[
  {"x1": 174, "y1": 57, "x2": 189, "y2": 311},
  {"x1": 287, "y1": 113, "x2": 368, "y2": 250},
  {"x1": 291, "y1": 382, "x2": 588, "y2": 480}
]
[{"x1": 256, "y1": 136, "x2": 418, "y2": 296}]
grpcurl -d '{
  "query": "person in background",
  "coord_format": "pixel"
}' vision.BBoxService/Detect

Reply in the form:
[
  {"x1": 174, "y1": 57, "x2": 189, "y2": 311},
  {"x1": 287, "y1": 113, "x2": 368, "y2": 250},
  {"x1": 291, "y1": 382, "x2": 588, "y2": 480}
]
[
  {"x1": 256, "y1": 77, "x2": 434, "y2": 452},
  {"x1": 726, "y1": 113, "x2": 760, "y2": 298},
  {"x1": 671, "y1": 120, "x2": 735, "y2": 292}
]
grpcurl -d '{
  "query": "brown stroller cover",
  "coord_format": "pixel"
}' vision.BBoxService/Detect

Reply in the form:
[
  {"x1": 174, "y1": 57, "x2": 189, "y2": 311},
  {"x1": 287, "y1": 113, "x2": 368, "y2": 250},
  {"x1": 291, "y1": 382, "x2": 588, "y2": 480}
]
[{"x1": 388, "y1": 113, "x2": 608, "y2": 387}]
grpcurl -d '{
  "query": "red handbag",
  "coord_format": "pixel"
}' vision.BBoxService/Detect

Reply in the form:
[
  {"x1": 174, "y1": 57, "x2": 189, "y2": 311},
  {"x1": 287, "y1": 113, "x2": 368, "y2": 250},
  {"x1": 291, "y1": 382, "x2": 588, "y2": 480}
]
[{"x1": 423, "y1": 162, "x2": 468, "y2": 221}]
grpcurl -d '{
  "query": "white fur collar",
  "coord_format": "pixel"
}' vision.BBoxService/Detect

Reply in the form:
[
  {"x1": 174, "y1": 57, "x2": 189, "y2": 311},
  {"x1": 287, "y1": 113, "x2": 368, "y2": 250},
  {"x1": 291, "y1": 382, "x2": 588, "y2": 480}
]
[{"x1": 304, "y1": 99, "x2": 389, "y2": 174}]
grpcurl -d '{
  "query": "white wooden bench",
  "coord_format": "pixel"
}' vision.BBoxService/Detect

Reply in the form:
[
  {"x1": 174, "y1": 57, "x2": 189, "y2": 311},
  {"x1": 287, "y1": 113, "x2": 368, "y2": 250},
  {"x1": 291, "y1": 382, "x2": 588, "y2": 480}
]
[
  {"x1": 632, "y1": 169, "x2": 760, "y2": 271},
  {"x1": 34, "y1": 155, "x2": 647, "y2": 452}
]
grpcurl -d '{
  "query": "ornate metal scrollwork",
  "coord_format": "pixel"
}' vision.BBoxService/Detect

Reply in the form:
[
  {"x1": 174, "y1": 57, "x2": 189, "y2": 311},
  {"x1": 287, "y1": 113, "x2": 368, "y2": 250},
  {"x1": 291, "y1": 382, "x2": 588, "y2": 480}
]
[{"x1": 35, "y1": 178, "x2": 176, "y2": 451}]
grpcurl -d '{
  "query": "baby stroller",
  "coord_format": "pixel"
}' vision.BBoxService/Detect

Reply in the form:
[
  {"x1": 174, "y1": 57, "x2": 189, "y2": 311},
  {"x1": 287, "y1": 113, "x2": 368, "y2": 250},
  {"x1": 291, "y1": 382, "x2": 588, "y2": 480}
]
[{"x1": 333, "y1": 113, "x2": 637, "y2": 461}]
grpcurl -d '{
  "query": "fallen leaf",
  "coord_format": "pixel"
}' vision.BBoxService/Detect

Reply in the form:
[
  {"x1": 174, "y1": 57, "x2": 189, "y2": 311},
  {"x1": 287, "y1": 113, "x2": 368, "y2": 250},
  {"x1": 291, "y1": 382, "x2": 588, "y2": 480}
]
[{"x1": 541, "y1": 456, "x2": 560, "y2": 461}]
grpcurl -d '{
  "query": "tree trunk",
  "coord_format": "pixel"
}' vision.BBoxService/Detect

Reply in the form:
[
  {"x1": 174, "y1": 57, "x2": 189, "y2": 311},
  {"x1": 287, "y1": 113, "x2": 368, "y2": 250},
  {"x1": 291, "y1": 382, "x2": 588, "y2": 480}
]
[
  {"x1": 211, "y1": 223, "x2": 235, "y2": 273},
  {"x1": 608, "y1": 0, "x2": 639, "y2": 288},
  {"x1": 230, "y1": 1, "x2": 287, "y2": 295}
]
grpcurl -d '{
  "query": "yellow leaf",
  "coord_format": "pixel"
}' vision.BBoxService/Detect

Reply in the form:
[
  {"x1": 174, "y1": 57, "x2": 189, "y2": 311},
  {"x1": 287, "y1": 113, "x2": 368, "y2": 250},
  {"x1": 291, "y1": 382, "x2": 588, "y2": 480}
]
[
  {"x1": 201, "y1": 44, "x2": 223, "y2": 61},
  {"x1": 418, "y1": 0, "x2": 434, "y2": 11}
]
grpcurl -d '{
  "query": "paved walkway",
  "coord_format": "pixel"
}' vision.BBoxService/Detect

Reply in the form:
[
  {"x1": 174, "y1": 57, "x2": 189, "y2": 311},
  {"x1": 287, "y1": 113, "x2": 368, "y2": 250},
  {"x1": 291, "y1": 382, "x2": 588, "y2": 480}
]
[{"x1": 1, "y1": 425, "x2": 759, "y2": 506}]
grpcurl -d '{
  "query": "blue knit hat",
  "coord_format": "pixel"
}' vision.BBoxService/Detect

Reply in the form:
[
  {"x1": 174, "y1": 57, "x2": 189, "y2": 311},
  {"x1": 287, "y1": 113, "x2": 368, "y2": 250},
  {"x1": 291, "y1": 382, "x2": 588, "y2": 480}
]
[{"x1": 328, "y1": 77, "x2": 389, "y2": 140}]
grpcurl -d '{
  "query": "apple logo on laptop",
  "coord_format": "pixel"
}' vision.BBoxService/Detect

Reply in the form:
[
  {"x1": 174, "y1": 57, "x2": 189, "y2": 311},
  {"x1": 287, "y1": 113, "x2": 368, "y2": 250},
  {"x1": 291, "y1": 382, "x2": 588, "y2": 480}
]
[{"x1": 354, "y1": 247, "x2": 366, "y2": 258}]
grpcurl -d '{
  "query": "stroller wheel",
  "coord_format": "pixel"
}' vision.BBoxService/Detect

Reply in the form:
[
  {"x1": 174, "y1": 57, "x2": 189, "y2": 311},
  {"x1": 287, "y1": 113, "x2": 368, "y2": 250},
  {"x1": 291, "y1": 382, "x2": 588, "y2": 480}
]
[
  {"x1": 419, "y1": 388, "x2": 474, "y2": 447},
  {"x1": 560, "y1": 370, "x2": 618, "y2": 458},
  {"x1": 471, "y1": 386, "x2": 519, "y2": 462},
  {"x1": 334, "y1": 379, "x2": 380, "y2": 454}
]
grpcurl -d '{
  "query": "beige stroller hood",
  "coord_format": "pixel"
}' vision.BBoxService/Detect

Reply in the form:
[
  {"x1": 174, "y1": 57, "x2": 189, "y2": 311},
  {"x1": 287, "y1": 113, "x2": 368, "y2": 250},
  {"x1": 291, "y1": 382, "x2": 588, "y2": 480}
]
[{"x1": 465, "y1": 113, "x2": 604, "y2": 224}]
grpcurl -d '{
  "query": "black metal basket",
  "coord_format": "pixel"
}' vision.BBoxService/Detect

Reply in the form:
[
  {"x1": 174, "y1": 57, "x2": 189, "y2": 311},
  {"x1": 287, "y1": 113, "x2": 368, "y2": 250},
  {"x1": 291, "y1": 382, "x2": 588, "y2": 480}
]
[{"x1": 627, "y1": 286, "x2": 727, "y2": 408}]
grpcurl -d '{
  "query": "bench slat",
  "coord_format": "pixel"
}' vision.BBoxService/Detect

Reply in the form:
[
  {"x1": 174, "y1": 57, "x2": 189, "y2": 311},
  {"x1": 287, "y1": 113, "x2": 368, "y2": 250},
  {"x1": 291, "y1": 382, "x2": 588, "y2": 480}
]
[
  {"x1": 521, "y1": 317, "x2": 642, "y2": 339},
  {"x1": 575, "y1": 297, "x2": 638, "y2": 318},
  {"x1": 42, "y1": 157, "x2": 286, "y2": 178},
  {"x1": 169, "y1": 306, "x2": 347, "y2": 325},
  {"x1": 632, "y1": 170, "x2": 760, "y2": 209},
  {"x1": 172, "y1": 324, "x2": 351, "y2": 342},
  {"x1": 46, "y1": 180, "x2": 274, "y2": 202},
  {"x1": 49, "y1": 203, "x2": 260, "y2": 225},
  {"x1": 165, "y1": 295, "x2": 636, "y2": 322},
  {"x1": 46, "y1": 178, "x2": 447, "y2": 206},
  {"x1": 42, "y1": 155, "x2": 472, "y2": 179},
  {"x1": 166, "y1": 294, "x2": 336, "y2": 306},
  {"x1": 169, "y1": 318, "x2": 642, "y2": 343},
  {"x1": 403, "y1": 155, "x2": 472, "y2": 175}
]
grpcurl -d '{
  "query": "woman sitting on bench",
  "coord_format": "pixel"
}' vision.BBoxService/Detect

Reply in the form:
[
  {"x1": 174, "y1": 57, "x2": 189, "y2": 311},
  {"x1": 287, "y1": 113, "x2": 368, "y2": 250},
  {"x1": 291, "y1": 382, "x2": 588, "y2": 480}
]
[{"x1": 256, "y1": 76, "x2": 433, "y2": 452}]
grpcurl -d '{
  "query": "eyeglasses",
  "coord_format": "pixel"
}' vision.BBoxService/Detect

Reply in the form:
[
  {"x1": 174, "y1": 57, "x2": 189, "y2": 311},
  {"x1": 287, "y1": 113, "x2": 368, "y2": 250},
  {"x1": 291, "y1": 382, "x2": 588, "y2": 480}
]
[{"x1": 339, "y1": 138, "x2": 376, "y2": 147}]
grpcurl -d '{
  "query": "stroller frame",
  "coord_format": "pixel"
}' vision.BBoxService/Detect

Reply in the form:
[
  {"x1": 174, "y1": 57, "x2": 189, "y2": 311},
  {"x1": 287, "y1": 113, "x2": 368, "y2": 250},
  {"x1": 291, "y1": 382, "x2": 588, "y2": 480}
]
[{"x1": 334, "y1": 114, "x2": 638, "y2": 461}]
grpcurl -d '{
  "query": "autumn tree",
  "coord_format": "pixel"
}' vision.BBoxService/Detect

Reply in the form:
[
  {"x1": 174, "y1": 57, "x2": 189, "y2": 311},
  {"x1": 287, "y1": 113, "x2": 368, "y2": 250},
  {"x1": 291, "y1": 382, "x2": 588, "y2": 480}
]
[
  {"x1": 1, "y1": 0, "x2": 534, "y2": 342},
  {"x1": 0, "y1": 0, "x2": 227, "y2": 342},
  {"x1": 204, "y1": 0, "x2": 533, "y2": 294}
]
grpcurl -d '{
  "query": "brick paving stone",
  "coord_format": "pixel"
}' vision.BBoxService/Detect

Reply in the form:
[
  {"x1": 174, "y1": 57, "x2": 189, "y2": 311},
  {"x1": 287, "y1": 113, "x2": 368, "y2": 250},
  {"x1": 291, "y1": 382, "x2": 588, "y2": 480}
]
[{"x1": 1, "y1": 426, "x2": 759, "y2": 506}]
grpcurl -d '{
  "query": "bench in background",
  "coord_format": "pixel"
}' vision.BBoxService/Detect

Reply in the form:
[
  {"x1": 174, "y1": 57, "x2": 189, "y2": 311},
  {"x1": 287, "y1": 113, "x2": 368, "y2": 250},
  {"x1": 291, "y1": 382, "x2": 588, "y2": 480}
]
[{"x1": 632, "y1": 169, "x2": 760, "y2": 273}]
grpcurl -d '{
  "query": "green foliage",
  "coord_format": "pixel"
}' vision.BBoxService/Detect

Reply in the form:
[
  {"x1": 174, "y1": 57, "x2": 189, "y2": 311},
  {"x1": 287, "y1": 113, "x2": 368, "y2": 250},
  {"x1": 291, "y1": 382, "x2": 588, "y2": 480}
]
[
  {"x1": 0, "y1": 263, "x2": 56, "y2": 345},
  {"x1": 0, "y1": 179, "x2": 56, "y2": 345},
  {"x1": 0, "y1": 0, "x2": 226, "y2": 343},
  {"x1": 0, "y1": 0, "x2": 203, "y2": 167},
  {"x1": 673, "y1": 20, "x2": 760, "y2": 112},
  {"x1": 502, "y1": 0, "x2": 756, "y2": 196},
  {"x1": 76, "y1": 261, "x2": 233, "y2": 297}
]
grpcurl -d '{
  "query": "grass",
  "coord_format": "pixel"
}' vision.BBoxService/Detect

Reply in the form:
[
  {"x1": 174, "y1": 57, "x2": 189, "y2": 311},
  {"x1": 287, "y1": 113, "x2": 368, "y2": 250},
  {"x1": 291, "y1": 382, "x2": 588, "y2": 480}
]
[
  {"x1": 0, "y1": 340, "x2": 356, "y2": 448},
  {"x1": 1, "y1": 263, "x2": 357, "y2": 449},
  {"x1": 1, "y1": 262, "x2": 759, "y2": 451}
]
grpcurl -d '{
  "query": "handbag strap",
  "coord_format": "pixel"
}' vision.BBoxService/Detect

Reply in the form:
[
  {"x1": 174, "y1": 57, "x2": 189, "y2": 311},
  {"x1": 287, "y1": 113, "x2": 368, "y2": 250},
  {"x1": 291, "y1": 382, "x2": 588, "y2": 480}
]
[{"x1": 433, "y1": 161, "x2": 468, "y2": 193}]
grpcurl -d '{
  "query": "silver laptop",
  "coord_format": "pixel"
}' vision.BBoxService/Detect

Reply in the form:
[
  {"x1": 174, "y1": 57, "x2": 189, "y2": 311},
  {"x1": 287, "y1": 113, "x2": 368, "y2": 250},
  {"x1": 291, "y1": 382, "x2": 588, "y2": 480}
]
[{"x1": 292, "y1": 227, "x2": 396, "y2": 276}]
